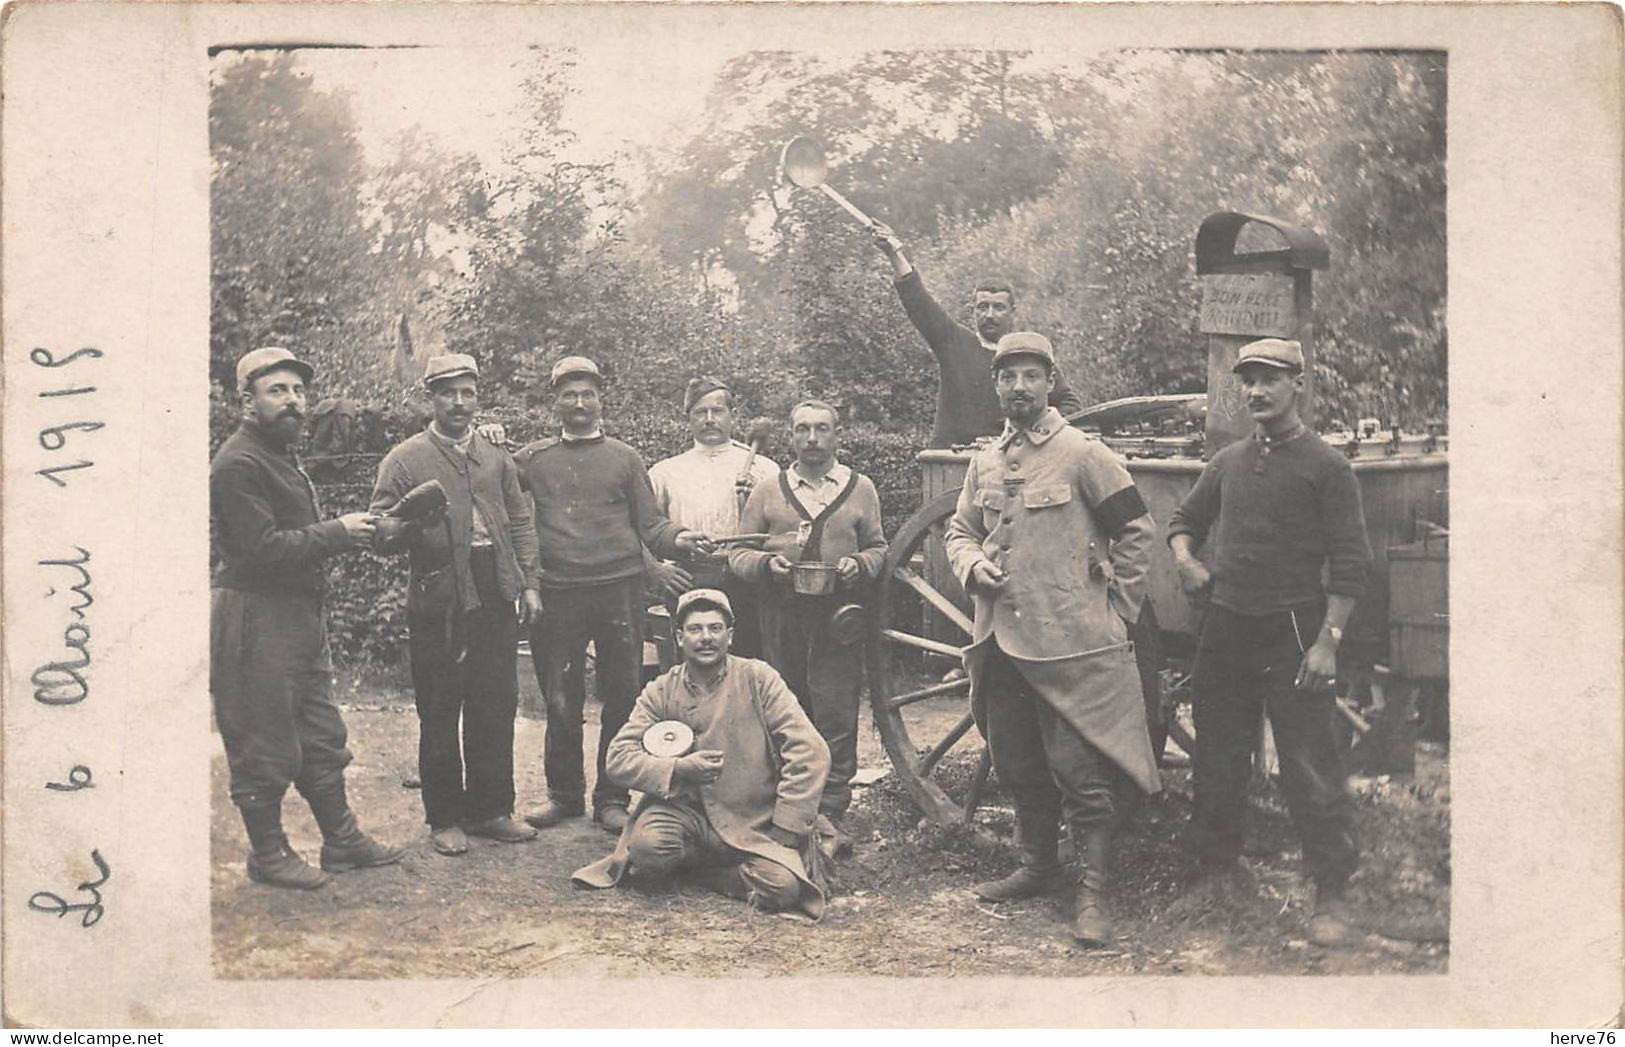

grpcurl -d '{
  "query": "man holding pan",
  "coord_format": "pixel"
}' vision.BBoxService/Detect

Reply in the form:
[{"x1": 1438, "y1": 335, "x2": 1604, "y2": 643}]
[
  {"x1": 870, "y1": 223, "x2": 1083, "y2": 447},
  {"x1": 728, "y1": 400, "x2": 887, "y2": 852},
  {"x1": 648, "y1": 376, "x2": 779, "y2": 658}
]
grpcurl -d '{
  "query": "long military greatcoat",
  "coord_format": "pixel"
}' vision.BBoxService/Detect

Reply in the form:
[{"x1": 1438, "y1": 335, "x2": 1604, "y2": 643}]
[
  {"x1": 943, "y1": 407, "x2": 1162, "y2": 793},
  {"x1": 572, "y1": 655, "x2": 831, "y2": 917}
]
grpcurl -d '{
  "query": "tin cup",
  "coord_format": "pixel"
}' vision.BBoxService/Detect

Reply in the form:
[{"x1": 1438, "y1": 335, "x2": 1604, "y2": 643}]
[{"x1": 790, "y1": 561, "x2": 839, "y2": 596}]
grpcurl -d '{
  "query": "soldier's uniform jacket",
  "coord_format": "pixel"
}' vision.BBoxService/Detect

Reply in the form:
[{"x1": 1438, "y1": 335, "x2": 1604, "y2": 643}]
[
  {"x1": 945, "y1": 407, "x2": 1154, "y2": 659},
  {"x1": 944, "y1": 406, "x2": 1161, "y2": 793}
]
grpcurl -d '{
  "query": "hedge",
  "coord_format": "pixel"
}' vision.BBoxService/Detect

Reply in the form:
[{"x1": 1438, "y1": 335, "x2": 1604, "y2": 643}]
[{"x1": 210, "y1": 388, "x2": 932, "y2": 669}]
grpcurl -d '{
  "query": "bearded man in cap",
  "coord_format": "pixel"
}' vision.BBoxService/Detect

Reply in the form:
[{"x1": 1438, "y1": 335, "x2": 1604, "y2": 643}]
[
  {"x1": 1168, "y1": 337, "x2": 1372, "y2": 947},
  {"x1": 572, "y1": 589, "x2": 831, "y2": 917},
  {"x1": 515, "y1": 356, "x2": 712, "y2": 834},
  {"x1": 370, "y1": 353, "x2": 544, "y2": 857},
  {"x1": 647, "y1": 376, "x2": 779, "y2": 658},
  {"x1": 211, "y1": 347, "x2": 404, "y2": 888},
  {"x1": 869, "y1": 224, "x2": 1083, "y2": 447},
  {"x1": 943, "y1": 331, "x2": 1159, "y2": 947}
]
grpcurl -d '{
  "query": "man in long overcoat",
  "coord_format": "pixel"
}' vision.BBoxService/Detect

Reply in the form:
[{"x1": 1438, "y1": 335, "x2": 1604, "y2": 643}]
[
  {"x1": 572, "y1": 589, "x2": 831, "y2": 917},
  {"x1": 944, "y1": 331, "x2": 1159, "y2": 946}
]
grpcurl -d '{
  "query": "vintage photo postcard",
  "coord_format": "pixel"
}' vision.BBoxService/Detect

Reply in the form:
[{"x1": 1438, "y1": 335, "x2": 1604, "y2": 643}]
[{"x1": 3, "y1": 0, "x2": 1621, "y2": 1030}]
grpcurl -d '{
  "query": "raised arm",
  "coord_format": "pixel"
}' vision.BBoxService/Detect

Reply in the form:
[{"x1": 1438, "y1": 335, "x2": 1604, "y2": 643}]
[{"x1": 870, "y1": 223, "x2": 964, "y2": 355}]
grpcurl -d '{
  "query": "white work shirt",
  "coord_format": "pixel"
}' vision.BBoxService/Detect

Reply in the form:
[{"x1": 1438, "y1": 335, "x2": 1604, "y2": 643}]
[{"x1": 649, "y1": 440, "x2": 780, "y2": 537}]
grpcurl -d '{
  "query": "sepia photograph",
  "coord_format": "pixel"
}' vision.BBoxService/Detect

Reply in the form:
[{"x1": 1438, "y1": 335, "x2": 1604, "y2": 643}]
[
  {"x1": 2, "y1": 1, "x2": 1620, "y2": 1030},
  {"x1": 206, "y1": 40, "x2": 1449, "y2": 979}
]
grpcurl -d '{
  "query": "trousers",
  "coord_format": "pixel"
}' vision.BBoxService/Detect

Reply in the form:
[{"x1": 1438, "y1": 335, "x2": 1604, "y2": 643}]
[
  {"x1": 212, "y1": 588, "x2": 352, "y2": 806},
  {"x1": 978, "y1": 642, "x2": 1127, "y2": 832},
  {"x1": 758, "y1": 595, "x2": 862, "y2": 817},
  {"x1": 1187, "y1": 602, "x2": 1360, "y2": 890},
  {"x1": 407, "y1": 548, "x2": 520, "y2": 828},
  {"x1": 625, "y1": 800, "x2": 802, "y2": 910},
  {"x1": 532, "y1": 575, "x2": 645, "y2": 810}
]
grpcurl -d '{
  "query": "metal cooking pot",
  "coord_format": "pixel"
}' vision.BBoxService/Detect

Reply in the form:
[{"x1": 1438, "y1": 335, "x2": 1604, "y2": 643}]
[{"x1": 791, "y1": 561, "x2": 839, "y2": 597}]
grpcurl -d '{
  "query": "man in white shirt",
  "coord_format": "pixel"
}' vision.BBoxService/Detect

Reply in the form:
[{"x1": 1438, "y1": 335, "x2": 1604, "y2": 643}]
[{"x1": 648, "y1": 377, "x2": 779, "y2": 658}]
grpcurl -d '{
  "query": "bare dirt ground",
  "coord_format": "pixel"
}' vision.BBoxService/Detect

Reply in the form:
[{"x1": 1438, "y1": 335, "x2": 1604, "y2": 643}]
[{"x1": 212, "y1": 671, "x2": 1449, "y2": 980}]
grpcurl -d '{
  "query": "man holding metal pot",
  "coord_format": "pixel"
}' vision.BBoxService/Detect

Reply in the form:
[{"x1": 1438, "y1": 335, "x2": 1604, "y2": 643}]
[{"x1": 728, "y1": 400, "x2": 887, "y2": 851}]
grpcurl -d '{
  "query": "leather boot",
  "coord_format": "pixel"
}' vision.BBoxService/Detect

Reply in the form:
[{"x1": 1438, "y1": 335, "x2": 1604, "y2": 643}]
[
  {"x1": 974, "y1": 807, "x2": 1063, "y2": 902},
  {"x1": 1071, "y1": 825, "x2": 1113, "y2": 947},
  {"x1": 303, "y1": 781, "x2": 405, "y2": 873},
  {"x1": 1306, "y1": 882, "x2": 1358, "y2": 948},
  {"x1": 239, "y1": 800, "x2": 329, "y2": 890}
]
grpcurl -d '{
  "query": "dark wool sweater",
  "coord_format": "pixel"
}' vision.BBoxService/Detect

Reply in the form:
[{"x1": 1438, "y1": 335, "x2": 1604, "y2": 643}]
[
  {"x1": 1166, "y1": 430, "x2": 1373, "y2": 615},
  {"x1": 514, "y1": 434, "x2": 685, "y2": 588},
  {"x1": 894, "y1": 271, "x2": 1084, "y2": 448},
  {"x1": 211, "y1": 422, "x2": 351, "y2": 596}
]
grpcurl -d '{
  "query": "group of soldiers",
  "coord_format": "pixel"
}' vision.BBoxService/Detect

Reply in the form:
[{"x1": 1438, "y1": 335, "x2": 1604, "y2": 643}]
[{"x1": 210, "y1": 228, "x2": 1372, "y2": 949}]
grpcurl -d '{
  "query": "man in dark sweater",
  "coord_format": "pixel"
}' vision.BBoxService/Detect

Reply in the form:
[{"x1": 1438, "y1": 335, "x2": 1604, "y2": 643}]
[
  {"x1": 1166, "y1": 337, "x2": 1373, "y2": 947},
  {"x1": 871, "y1": 223, "x2": 1083, "y2": 447},
  {"x1": 212, "y1": 347, "x2": 403, "y2": 889},
  {"x1": 516, "y1": 356, "x2": 710, "y2": 834},
  {"x1": 371, "y1": 353, "x2": 544, "y2": 857}
]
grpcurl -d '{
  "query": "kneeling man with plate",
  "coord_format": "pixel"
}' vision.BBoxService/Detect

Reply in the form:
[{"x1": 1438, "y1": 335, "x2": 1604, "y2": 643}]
[{"x1": 572, "y1": 589, "x2": 832, "y2": 917}]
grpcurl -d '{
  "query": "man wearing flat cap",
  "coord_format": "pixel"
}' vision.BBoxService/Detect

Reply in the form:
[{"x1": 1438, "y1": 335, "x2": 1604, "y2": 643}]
[
  {"x1": 647, "y1": 376, "x2": 779, "y2": 658},
  {"x1": 728, "y1": 399, "x2": 888, "y2": 853},
  {"x1": 211, "y1": 346, "x2": 404, "y2": 889},
  {"x1": 1168, "y1": 337, "x2": 1372, "y2": 947},
  {"x1": 868, "y1": 224, "x2": 1082, "y2": 447},
  {"x1": 370, "y1": 353, "x2": 544, "y2": 857},
  {"x1": 515, "y1": 355, "x2": 712, "y2": 834},
  {"x1": 944, "y1": 332, "x2": 1159, "y2": 946},
  {"x1": 572, "y1": 588, "x2": 831, "y2": 917}
]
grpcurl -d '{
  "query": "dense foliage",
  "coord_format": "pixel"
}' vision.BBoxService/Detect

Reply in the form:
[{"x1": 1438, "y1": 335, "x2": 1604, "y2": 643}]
[{"x1": 210, "y1": 48, "x2": 1446, "y2": 666}]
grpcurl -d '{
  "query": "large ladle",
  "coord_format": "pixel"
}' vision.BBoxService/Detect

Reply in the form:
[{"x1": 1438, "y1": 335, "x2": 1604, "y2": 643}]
[{"x1": 780, "y1": 136, "x2": 879, "y2": 229}]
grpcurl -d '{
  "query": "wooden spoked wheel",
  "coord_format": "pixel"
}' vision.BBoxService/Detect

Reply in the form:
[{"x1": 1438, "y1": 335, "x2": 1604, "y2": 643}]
[
  {"x1": 865, "y1": 490, "x2": 980, "y2": 827},
  {"x1": 866, "y1": 488, "x2": 1181, "y2": 828}
]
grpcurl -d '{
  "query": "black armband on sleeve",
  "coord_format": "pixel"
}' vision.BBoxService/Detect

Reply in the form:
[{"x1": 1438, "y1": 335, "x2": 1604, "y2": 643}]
[{"x1": 1095, "y1": 485, "x2": 1149, "y2": 538}]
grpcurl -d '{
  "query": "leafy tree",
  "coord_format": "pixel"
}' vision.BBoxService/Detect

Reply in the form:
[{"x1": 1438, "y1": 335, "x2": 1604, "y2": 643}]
[{"x1": 210, "y1": 53, "x2": 392, "y2": 396}]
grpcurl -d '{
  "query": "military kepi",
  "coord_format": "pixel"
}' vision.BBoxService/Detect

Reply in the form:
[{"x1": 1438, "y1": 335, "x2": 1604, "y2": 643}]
[
  {"x1": 1232, "y1": 338, "x2": 1304, "y2": 373},
  {"x1": 237, "y1": 346, "x2": 314, "y2": 391},
  {"x1": 990, "y1": 331, "x2": 1056, "y2": 370},
  {"x1": 422, "y1": 352, "x2": 480, "y2": 387}
]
